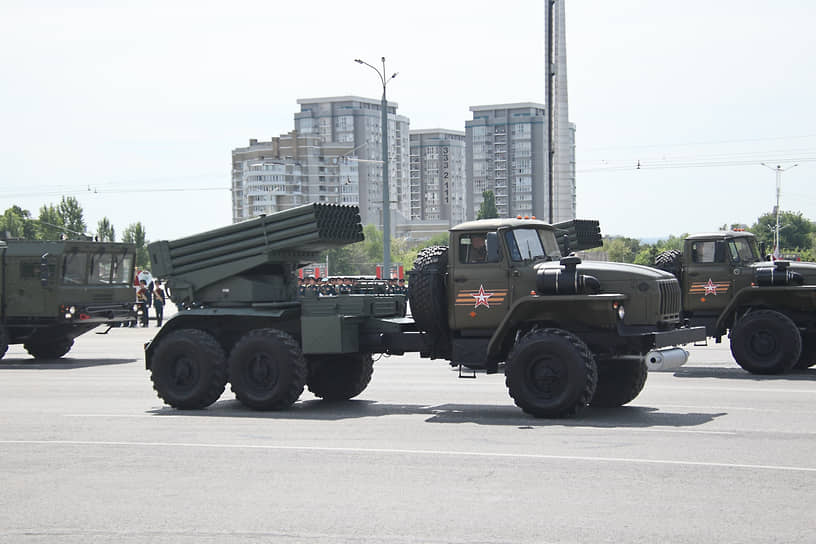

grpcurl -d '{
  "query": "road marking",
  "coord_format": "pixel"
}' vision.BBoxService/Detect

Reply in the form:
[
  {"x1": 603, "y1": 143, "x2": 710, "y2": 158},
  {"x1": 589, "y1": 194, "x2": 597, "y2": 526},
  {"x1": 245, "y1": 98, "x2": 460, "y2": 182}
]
[{"x1": 2, "y1": 439, "x2": 815, "y2": 473}]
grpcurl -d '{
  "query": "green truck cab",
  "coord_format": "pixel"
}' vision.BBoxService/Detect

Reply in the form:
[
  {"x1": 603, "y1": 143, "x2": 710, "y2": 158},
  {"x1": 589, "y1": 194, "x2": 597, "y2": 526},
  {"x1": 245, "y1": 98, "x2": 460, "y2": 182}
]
[
  {"x1": 408, "y1": 218, "x2": 704, "y2": 417},
  {"x1": 0, "y1": 239, "x2": 137, "y2": 359},
  {"x1": 144, "y1": 204, "x2": 704, "y2": 418},
  {"x1": 655, "y1": 230, "x2": 816, "y2": 374}
]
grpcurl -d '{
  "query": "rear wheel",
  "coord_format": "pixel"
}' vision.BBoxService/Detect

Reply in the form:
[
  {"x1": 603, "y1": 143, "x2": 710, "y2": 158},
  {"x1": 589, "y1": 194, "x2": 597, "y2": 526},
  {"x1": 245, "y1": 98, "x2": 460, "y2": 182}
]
[
  {"x1": 150, "y1": 329, "x2": 227, "y2": 409},
  {"x1": 591, "y1": 358, "x2": 648, "y2": 408},
  {"x1": 24, "y1": 337, "x2": 74, "y2": 359},
  {"x1": 794, "y1": 333, "x2": 816, "y2": 370},
  {"x1": 730, "y1": 310, "x2": 801, "y2": 374},
  {"x1": 228, "y1": 328, "x2": 306, "y2": 410},
  {"x1": 505, "y1": 328, "x2": 597, "y2": 418},
  {"x1": 307, "y1": 353, "x2": 374, "y2": 400}
]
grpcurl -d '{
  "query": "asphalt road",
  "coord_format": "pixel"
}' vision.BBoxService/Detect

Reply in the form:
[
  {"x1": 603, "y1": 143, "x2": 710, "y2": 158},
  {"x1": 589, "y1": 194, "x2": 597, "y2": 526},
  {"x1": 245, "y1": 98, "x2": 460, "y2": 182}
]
[{"x1": 1, "y1": 325, "x2": 814, "y2": 543}]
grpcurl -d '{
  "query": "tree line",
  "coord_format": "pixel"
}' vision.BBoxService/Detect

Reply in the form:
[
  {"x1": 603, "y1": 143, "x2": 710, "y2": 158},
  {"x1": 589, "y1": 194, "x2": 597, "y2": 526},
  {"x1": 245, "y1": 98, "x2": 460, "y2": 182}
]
[
  {"x1": 4, "y1": 195, "x2": 814, "y2": 277},
  {"x1": 0, "y1": 197, "x2": 151, "y2": 269}
]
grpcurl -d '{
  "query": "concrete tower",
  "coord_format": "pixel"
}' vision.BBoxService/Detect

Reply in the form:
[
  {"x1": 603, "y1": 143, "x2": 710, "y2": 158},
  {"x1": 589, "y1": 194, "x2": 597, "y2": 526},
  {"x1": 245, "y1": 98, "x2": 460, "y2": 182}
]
[{"x1": 546, "y1": 0, "x2": 576, "y2": 223}]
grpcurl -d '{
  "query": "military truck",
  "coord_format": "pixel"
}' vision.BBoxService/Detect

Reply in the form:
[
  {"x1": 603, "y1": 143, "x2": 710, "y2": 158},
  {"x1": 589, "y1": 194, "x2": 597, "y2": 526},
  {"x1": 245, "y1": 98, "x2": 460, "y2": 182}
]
[
  {"x1": 144, "y1": 204, "x2": 704, "y2": 418},
  {"x1": 0, "y1": 239, "x2": 137, "y2": 360},
  {"x1": 654, "y1": 230, "x2": 816, "y2": 374}
]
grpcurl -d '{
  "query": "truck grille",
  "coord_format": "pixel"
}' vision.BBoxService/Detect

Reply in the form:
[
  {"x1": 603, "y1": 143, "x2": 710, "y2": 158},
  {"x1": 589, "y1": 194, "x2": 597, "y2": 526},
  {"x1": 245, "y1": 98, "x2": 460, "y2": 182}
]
[{"x1": 658, "y1": 279, "x2": 681, "y2": 321}]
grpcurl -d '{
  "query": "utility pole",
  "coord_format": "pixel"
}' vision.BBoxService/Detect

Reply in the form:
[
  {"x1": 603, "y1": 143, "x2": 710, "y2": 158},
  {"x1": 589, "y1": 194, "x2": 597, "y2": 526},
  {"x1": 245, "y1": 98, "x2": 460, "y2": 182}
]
[
  {"x1": 355, "y1": 57, "x2": 398, "y2": 278},
  {"x1": 761, "y1": 162, "x2": 798, "y2": 258}
]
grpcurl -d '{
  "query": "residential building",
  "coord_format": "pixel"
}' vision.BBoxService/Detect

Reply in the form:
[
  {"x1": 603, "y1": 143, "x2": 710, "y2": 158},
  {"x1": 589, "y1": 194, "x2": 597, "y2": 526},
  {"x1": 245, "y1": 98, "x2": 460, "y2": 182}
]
[
  {"x1": 293, "y1": 96, "x2": 410, "y2": 233},
  {"x1": 465, "y1": 103, "x2": 549, "y2": 220},
  {"x1": 231, "y1": 131, "x2": 359, "y2": 222},
  {"x1": 408, "y1": 129, "x2": 467, "y2": 226}
]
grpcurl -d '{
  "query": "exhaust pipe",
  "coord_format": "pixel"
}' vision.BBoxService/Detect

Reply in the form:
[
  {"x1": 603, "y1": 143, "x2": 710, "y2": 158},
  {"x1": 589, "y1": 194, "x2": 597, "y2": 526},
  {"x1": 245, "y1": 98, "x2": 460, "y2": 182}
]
[{"x1": 645, "y1": 347, "x2": 689, "y2": 372}]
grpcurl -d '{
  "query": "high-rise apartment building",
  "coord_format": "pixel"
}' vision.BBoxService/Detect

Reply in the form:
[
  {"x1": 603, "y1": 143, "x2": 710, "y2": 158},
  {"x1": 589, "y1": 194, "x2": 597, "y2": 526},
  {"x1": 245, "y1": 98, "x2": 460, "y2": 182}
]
[
  {"x1": 465, "y1": 103, "x2": 549, "y2": 220},
  {"x1": 231, "y1": 131, "x2": 359, "y2": 222},
  {"x1": 294, "y1": 97, "x2": 410, "y2": 231},
  {"x1": 408, "y1": 129, "x2": 467, "y2": 226}
]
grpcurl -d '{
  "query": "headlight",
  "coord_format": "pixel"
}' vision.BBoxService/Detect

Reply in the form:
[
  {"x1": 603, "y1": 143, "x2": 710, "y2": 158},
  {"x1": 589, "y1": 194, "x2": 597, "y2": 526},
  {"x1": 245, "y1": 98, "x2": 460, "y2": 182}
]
[
  {"x1": 613, "y1": 302, "x2": 625, "y2": 320},
  {"x1": 69, "y1": 306, "x2": 77, "y2": 314}
]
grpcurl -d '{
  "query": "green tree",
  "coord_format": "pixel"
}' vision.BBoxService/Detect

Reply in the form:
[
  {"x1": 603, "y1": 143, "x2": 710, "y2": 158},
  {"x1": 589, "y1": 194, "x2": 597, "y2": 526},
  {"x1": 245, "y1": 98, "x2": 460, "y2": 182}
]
[
  {"x1": 603, "y1": 236, "x2": 641, "y2": 263},
  {"x1": 96, "y1": 217, "x2": 115, "y2": 242},
  {"x1": 37, "y1": 203, "x2": 65, "y2": 240},
  {"x1": 750, "y1": 211, "x2": 814, "y2": 253},
  {"x1": 477, "y1": 190, "x2": 499, "y2": 220},
  {"x1": 122, "y1": 222, "x2": 150, "y2": 269},
  {"x1": 0, "y1": 206, "x2": 36, "y2": 239},
  {"x1": 58, "y1": 196, "x2": 86, "y2": 237}
]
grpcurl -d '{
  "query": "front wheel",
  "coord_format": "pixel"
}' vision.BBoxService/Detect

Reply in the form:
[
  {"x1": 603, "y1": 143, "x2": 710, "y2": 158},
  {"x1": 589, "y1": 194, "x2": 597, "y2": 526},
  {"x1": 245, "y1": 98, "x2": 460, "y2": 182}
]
[
  {"x1": 730, "y1": 310, "x2": 801, "y2": 374},
  {"x1": 505, "y1": 328, "x2": 597, "y2": 418},
  {"x1": 591, "y1": 358, "x2": 648, "y2": 408},
  {"x1": 794, "y1": 333, "x2": 816, "y2": 370},
  {"x1": 307, "y1": 353, "x2": 374, "y2": 400},
  {"x1": 228, "y1": 329, "x2": 306, "y2": 410},
  {"x1": 24, "y1": 337, "x2": 74, "y2": 359},
  {"x1": 150, "y1": 329, "x2": 228, "y2": 409}
]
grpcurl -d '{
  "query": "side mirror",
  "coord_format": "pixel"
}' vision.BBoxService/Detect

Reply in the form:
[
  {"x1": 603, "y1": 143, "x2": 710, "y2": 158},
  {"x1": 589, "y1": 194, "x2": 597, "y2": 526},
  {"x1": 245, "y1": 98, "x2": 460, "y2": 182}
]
[{"x1": 40, "y1": 253, "x2": 50, "y2": 286}]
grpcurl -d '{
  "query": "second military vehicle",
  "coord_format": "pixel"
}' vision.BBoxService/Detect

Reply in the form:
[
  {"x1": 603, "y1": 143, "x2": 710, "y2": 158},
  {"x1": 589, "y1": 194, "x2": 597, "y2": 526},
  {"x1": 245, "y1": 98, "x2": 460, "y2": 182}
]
[
  {"x1": 145, "y1": 204, "x2": 704, "y2": 418},
  {"x1": 0, "y1": 238, "x2": 137, "y2": 360},
  {"x1": 654, "y1": 229, "x2": 816, "y2": 374}
]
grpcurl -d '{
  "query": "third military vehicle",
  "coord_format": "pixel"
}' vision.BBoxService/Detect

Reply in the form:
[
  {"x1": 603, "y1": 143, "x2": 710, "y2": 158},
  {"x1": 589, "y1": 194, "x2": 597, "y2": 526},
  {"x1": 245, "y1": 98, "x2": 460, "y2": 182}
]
[
  {"x1": 145, "y1": 204, "x2": 704, "y2": 418},
  {"x1": 654, "y1": 229, "x2": 816, "y2": 374},
  {"x1": 0, "y1": 238, "x2": 137, "y2": 360}
]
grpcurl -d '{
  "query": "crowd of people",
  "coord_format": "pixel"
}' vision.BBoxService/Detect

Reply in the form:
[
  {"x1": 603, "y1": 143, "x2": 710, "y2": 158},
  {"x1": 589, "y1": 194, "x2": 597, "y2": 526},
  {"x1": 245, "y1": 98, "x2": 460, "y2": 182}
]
[{"x1": 298, "y1": 276, "x2": 407, "y2": 297}]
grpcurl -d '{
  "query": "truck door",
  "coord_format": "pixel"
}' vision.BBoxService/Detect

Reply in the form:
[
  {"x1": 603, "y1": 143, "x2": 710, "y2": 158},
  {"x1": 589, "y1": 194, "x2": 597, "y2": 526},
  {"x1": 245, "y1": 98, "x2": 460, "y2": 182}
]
[
  {"x1": 684, "y1": 239, "x2": 733, "y2": 314},
  {"x1": 450, "y1": 231, "x2": 510, "y2": 331}
]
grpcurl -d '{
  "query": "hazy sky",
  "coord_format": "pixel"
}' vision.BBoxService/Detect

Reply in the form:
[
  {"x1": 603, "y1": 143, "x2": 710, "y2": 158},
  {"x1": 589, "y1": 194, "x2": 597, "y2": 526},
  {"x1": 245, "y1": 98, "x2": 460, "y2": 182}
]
[{"x1": 1, "y1": 0, "x2": 814, "y2": 242}]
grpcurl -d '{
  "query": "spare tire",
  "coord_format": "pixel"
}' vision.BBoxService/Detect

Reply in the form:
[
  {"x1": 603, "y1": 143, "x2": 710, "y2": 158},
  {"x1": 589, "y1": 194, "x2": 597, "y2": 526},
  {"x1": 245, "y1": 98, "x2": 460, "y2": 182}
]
[
  {"x1": 655, "y1": 249, "x2": 683, "y2": 279},
  {"x1": 408, "y1": 245, "x2": 450, "y2": 341}
]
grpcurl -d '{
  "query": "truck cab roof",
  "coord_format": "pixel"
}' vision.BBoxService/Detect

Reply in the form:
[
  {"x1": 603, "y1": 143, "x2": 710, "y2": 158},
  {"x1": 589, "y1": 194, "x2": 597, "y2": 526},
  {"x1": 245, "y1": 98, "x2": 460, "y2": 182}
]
[
  {"x1": 686, "y1": 230, "x2": 755, "y2": 241},
  {"x1": 450, "y1": 218, "x2": 553, "y2": 232}
]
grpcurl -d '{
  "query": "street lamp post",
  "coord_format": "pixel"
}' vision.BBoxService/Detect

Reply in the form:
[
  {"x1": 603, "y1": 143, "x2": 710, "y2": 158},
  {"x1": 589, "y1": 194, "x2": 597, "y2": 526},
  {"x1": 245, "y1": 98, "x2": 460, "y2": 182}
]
[
  {"x1": 355, "y1": 57, "x2": 397, "y2": 278},
  {"x1": 761, "y1": 162, "x2": 798, "y2": 258}
]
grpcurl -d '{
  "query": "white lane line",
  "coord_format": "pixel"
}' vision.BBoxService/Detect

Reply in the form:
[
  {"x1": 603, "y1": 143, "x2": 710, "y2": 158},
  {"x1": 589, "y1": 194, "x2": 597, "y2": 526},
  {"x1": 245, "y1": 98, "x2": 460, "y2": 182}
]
[{"x1": 2, "y1": 439, "x2": 815, "y2": 473}]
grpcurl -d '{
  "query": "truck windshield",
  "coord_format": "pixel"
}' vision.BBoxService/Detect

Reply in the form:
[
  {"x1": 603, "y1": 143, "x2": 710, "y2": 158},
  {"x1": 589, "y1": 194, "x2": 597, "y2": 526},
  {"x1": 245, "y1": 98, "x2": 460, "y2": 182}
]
[
  {"x1": 729, "y1": 238, "x2": 760, "y2": 263},
  {"x1": 505, "y1": 228, "x2": 562, "y2": 262},
  {"x1": 90, "y1": 251, "x2": 135, "y2": 284}
]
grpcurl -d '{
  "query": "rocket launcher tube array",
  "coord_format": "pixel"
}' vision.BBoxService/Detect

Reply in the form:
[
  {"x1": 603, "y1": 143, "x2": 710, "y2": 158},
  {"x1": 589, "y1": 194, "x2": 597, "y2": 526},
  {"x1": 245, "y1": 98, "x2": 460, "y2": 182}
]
[{"x1": 149, "y1": 203, "x2": 364, "y2": 280}]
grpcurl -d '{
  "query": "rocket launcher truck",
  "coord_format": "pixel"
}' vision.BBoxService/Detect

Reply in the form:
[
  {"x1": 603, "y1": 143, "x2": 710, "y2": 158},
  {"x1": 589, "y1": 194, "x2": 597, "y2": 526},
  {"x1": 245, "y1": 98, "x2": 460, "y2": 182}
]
[{"x1": 145, "y1": 203, "x2": 705, "y2": 418}]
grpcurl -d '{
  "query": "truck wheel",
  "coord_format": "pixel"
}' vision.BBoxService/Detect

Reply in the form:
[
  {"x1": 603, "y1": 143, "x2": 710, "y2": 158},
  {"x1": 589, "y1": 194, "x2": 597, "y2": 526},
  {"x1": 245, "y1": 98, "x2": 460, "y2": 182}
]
[
  {"x1": 654, "y1": 249, "x2": 682, "y2": 279},
  {"x1": 794, "y1": 333, "x2": 816, "y2": 370},
  {"x1": 408, "y1": 245, "x2": 450, "y2": 341},
  {"x1": 150, "y1": 329, "x2": 227, "y2": 409},
  {"x1": 505, "y1": 328, "x2": 597, "y2": 418},
  {"x1": 590, "y1": 358, "x2": 648, "y2": 408},
  {"x1": 24, "y1": 338, "x2": 74, "y2": 359},
  {"x1": 730, "y1": 310, "x2": 801, "y2": 374},
  {"x1": 0, "y1": 326, "x2": 8, "y2": 360},
  {"x1": 228, "y1": 329, "x2": 306, "y2": 411},
  {"x1": 307, "y1": 353, "x2": 374, "y2": 400}
]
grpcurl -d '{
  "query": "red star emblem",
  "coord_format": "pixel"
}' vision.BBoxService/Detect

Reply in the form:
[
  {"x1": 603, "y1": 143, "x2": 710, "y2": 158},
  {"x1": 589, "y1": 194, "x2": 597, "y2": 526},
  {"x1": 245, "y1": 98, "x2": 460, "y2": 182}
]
[
  {"x1": 471, "y1": 284, "x2": 494, "y2": 308},
  {"x1": 703, "y1": 279, "x2": 718, "y2": 295}
]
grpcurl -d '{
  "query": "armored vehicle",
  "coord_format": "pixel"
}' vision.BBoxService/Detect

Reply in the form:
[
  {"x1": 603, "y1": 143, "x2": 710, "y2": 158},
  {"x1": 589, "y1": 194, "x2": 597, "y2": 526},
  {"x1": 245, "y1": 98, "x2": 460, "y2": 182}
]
[
  {"x1": 0, "y1": 239, "x2": 137, "y2": 359},
  {"x1": 654, "y1": 230, "x2": 816, "y2": 374},
  {"x1": 145, "y1": 204, "x2": 704, "y2": 418}
]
